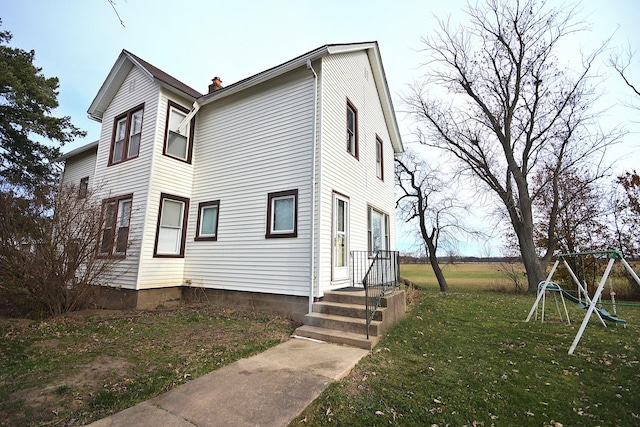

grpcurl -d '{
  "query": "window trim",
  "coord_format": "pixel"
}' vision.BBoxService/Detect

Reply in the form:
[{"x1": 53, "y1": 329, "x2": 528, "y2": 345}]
[
  {"x1": 99, "y1": 194, "x2": 133, "y2": 257},
  {"x1": 346, "y1": 98, "x2": 359, "y2": 159},
  {"x1": 195, "y1": 200, "x2": 220, "y2": 241},
  {"x1": 108, "y1": 103, "x2": 144, "y2": 166},
  {"x1": 163, "y1": 100, "x2": 195, "y2": 163},
  {"x1": 153, "y1": 193, "x2": 190, "y2": 258},
  {"x1": 367, "y1": 205, "x2": 390, "y2": 254},
  {"x1": 375, "y1": 135, "x2": 384, "y2": 181},
  {"x1": 265, "y1": 189, "x2": 298, "y2": 239},
  {"x1": 78, "y1": 176, "x2": 89, "y2": 198}
]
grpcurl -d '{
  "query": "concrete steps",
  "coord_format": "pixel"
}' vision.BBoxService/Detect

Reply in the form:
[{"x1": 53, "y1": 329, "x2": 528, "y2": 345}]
[{"x1": 293, "y1": 287, "x2": 406, "y2": 350}]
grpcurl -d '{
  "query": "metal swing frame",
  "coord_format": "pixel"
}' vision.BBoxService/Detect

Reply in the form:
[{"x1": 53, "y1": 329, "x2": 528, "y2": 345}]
[{"x1": 525, "y1": 250, "x2": 640, "y2": 355}]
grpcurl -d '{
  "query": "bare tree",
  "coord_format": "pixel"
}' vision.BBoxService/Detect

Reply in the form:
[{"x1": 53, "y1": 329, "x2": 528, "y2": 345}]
[
  {"x1": 0, "y1": 184, "x2": 124, "y2": 317},
  {"x1": 609, "y1": 45, "x2": 640, "y2": 99},
  {"x1": 405, "y1": 0, "x2": 619, "y2": 292},
  {"x1": 396, "y1": 150, "x2": 471, "y2": 292}
]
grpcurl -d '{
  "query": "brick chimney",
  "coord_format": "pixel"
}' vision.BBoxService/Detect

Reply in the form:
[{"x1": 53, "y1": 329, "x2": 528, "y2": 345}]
[{"x1": 208, "y1": 77, "x2": 223, "y2": 93}]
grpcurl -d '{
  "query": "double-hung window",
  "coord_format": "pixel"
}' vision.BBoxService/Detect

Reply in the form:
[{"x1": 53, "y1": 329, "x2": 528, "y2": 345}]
[
  {"x1": 368, "y1": 207, "x2": 389, "y2": 253},
  {"x1": 376, "y1": 135, "x2": 384, "y2": 180},
  {"x1": 100, "y1": 195, "x2": 133, "y2": 256},
  {"x1": 195, "y1": 200, "x2": 220, "y2": 241},
  {"x1": 110, "y1": 104, "x2": 144, "y2": 165},
  {"x1": 154, "y1": 193, "x2": 189, "y2": 257},
  {"x1": 266, "y1": 189, "x2": 298, "y2": 238},
  {"x1": 346, "y1": 99, "x2": 358, "y2": 159},
  {"x1": 163, "y1": 101, "x2": 194, "y2": 163}
]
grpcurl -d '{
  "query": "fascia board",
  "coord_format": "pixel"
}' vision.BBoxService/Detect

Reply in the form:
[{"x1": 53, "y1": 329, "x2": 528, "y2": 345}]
[
  {"x1": 365, "y1": 47, "x2": 404, "y2": 153},
  {"x1": 87, "y1": 53, "x2": 137, "y2": 122}
]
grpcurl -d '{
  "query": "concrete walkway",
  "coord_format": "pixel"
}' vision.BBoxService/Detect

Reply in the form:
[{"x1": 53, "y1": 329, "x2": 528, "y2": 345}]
[{"x1": 88, "y1": 338, "x2": 369, "y2": 427}]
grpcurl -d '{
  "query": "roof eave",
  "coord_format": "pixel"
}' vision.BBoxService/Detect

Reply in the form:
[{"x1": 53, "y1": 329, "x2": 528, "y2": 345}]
[
  {"x1": 54, "y1": 140, "x2": 99, "y2": 162},
  {"x1": 197, "y1": 45, "x2": 331, "y2": 106}
]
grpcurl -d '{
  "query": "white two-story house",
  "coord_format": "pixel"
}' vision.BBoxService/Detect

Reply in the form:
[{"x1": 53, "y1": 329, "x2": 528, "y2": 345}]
[{"x1": 60, "y1": 42, "x2": 404, "y2": 321}]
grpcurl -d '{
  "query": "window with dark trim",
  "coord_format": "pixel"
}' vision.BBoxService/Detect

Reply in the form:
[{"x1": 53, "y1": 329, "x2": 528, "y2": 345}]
[
  {"x1": 99, "y1": 194, "x2": 133, "y2": 256},
  {"x1": 368, "y1": 206, "x2": 389, "y2": 253},
  {"x1": 346, "y1": 99, "x2": 358, "y2": 159},
  {"x1": 195, "y1": 200, "x2": 220, "y2": 241},
  {"x1": 109, "y1": 104, "x2": 144, "y2": 165},
  {"x1": 79, "y1": 176, "x2": 89, "y2": 198},
  {"x1": 163, "y1": 101, "x2": 194, "y2": 163},
  {"x1": 154, "y1": 193, "x2": 190, "y2": 257},
  {"x1": 266, "y1": 189, "x2": 298, "y2": 238},
  {"x1": 375, "y1": 135, "x2": 384, "y2": 180}
]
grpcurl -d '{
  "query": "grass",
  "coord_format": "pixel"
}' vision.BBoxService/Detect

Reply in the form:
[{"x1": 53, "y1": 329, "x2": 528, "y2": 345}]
[
  {"x1": 292, "y1": 263, "x2": 640, "y2": 426},
  {"x1": 0, "y1": 304, "x2": 295, "y2": 426}
]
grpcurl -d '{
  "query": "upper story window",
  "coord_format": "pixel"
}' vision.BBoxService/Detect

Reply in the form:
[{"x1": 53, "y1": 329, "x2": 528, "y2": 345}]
[
  {"x1": 376, "y1": 135, "x2": 384, "y2": 180},
  {"x1": 346, "y1": 99, "x2": 358, "y2": 159},
  {"x1": 163, "y1": 101, "x2": 194, "y2": 163},
  {"x1": 100, "y1": 194, "x2": 133, "y2": 256},
  {"x1": 266, "y1": 189, "x2": 298, "y2": 238},
  {"x1": 154, "y1": 193, "x2": 189, "y2": 257},
  {"x1": 195, "y1": 200, "x2": 220, "y2": 241},
  {"x1": 110, "y1": 104, "x2": 144, "y2": 165}
]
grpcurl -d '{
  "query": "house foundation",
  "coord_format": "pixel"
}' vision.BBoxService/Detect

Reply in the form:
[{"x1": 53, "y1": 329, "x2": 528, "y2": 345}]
[{"x1": 95, "y1": 286, "x2": 309, "y2": 322}]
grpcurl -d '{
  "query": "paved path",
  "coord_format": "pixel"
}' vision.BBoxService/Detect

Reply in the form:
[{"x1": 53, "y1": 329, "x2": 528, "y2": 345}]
[{"x1": 88, "y1": 338, "x2": 369, "y2": 427}]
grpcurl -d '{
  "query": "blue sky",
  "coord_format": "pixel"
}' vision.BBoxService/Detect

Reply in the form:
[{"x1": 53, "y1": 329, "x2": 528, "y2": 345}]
[{"x1": 3, "y1": 0, "x2": 639, "y2": 255}]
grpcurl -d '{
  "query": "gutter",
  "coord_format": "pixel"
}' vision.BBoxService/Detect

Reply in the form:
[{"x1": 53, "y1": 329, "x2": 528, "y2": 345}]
[{"x1": 307, "y1": 59, "x2": 318, "y2": 314}]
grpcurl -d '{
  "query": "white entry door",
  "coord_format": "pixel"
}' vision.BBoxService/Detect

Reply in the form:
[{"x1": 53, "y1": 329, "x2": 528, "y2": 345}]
[{"x1": 333, "y1": 194, "x2": 349, "y2": 281}]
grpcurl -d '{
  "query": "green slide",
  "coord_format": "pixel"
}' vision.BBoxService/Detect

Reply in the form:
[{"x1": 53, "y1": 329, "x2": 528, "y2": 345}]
[{"x1": 542, "y1": 282, "x2": 627, "y2": 324}]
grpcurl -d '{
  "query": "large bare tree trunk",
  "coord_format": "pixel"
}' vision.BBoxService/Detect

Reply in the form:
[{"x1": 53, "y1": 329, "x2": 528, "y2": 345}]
[{"x1": 404, "y1": 0, "x2": 618, "y2": 292}]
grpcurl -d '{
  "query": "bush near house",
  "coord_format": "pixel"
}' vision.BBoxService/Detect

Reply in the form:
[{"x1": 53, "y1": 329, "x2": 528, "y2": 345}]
[{"x1": 0, "y1": 185, "x2": 118, "y2": 318}]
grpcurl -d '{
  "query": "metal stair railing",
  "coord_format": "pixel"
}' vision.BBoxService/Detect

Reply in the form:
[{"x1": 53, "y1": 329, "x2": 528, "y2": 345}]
[{"x1": 351, "y1": 250, "x2": 400, "y2": 339}]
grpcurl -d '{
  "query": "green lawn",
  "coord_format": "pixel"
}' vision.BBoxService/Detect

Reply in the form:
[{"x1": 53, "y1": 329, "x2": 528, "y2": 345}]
[{"x1": 292, "y1": 263, "x2": 640, "y2": 426}]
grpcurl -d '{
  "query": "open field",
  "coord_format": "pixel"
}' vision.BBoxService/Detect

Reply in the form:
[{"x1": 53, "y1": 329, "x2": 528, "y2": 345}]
[
  {"x1": 401, "y1": 262, "x2": 524, "y2": 291},
  {"x1": 0, "y1": 305, "x2": 295, "y2": 426},
  {"x1": 403, "y1": 261, "x2": 640, "y2": 299},
  {"x1": 292, "y1": 263, "x2": 640, "y2": 426}
]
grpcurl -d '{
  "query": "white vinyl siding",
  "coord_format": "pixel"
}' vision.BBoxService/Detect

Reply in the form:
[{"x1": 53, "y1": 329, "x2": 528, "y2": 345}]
[
  {"x1": 184, "y1": 67, "x2": 314, "y2": 296},
  {"x1": 136, "y1": 91, "x2": 195, "y2": 289},
  {"x1": 60, "y1": 147, "x2": 97, "y2": 190},
  {"x1": 317, "y1": 51, "x2": 397, "y2": 294},
  {"x1": 92, "y1": 65, "x2": 159, "y2": 289}
]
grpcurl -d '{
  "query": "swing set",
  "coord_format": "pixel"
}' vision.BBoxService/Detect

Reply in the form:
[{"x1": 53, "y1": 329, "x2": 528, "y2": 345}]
[{"x1": 526, "y1": 250, "x2": 640, "y2": 355}]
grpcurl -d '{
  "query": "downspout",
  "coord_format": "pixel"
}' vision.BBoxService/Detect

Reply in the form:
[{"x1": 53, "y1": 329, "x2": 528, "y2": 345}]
[
  {"x1": 307, "y1": 59, "x2": 318, "y2": 314},
  {"x1": 177, "y1": 100, "x2": 200, "y2": 134}
]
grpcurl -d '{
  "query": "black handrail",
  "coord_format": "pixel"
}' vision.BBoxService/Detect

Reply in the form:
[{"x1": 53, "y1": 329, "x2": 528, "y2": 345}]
[{"x1": 351, "y1": 250, "x2": 400, "y2": 339}]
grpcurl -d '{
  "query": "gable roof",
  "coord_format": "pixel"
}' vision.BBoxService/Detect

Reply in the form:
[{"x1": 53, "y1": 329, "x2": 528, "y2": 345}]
[
  {"x1": 86, "y1": 43, "x2": 403, "y2": 153},
  {"x1": 198, "y1": 42, "x2": 403, "y2": 153},
  {"x1": 87, "y1": 50, "x2": 201, "y2": 122}
]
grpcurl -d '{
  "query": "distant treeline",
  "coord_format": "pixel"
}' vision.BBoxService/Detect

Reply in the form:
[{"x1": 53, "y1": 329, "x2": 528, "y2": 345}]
[{"x1": 400, "y1": 255, "x2": 522, "y2": 264}]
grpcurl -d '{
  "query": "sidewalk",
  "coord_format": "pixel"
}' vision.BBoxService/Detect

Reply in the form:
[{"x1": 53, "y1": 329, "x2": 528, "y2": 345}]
[{"x1": 88, "y1": 338, "x2": 369, "y2": 427}]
